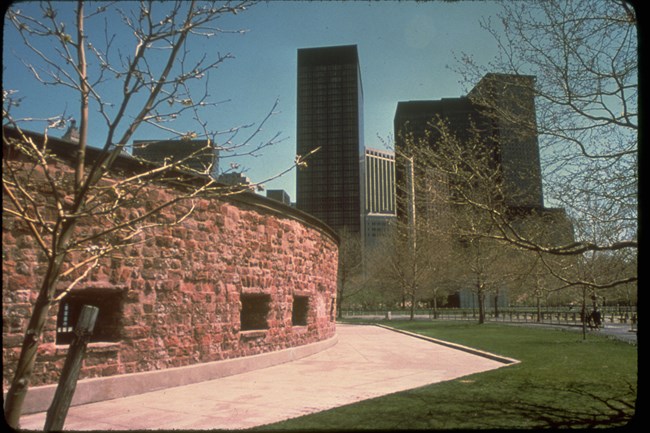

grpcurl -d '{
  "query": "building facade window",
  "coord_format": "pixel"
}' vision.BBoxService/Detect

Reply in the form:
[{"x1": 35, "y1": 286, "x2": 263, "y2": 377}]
[
  {"x1": 56, "y1": 289, "x2": 124, "y2": 345},
  {"x1": 292, "y1": 296, "x2": 310, "y2": 326},
  {"x1": 241, "y1": 294, "x2": 271, "y2": 331}
]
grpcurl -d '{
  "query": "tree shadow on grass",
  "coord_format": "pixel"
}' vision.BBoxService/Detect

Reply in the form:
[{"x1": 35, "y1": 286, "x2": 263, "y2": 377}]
[
  {"x1": 260, "y1": 378, "x2": 637, "y2": 431},
  {"x1": 393, "y1": 379, "x2": 637, "y2": 430}
]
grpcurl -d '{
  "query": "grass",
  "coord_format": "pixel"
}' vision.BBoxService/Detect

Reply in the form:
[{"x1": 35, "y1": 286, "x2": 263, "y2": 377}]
[{"x1": 258, "y1": 320, "x2": 638, "y2": 430}]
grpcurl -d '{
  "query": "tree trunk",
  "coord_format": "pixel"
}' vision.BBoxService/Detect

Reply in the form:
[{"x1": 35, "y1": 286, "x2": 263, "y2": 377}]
[
  {"x1": 581, "y1": 286, "x2": 587, "y2": 340},
  {"x1": 336, "y1": 285, "x2": 344, "y2": 319},
  {"x1": 74, "y1": 0, "x2": 88, "y2": 195},
  {"x1": 5, "y1": 229, "x2": 75, "y2": 427},
  {"x1": 4, "y1": 296, "x2": 53, "y2": 429},
  {"x1": 432, "y1": 292, "x2": 438, "y2": 319},
  {"x1": 477, "y1": 288, "x2": 486, "y2": 324}
]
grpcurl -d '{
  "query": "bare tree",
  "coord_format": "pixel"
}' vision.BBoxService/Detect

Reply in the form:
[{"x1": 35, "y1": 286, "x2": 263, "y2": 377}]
[
  {"x1": 363, "y1": 206, "x2": 447, "y2": 320},
  {"x1": 380, "y1": 226, "x2": 427, "y2": 320},
  {"x1": 393, "y1": 1, "x2": 638, "y2": 309},
  {"x1": 336, "y1": 227, "x2": 363, "y2": 318},
  {"x1": 455, "y1": 235, "x2": 511, "y2": 324},
  {"x1": 2, "y1": 1, "x2": 309, "y2": 427},
  {"x1": 419, "y1": 230, "x2": 457, "y2": 319},
  {"x1": 452, "y1": 0, "x2": 637, "y2": 274},
  {"x1": 397, "y1": 115, "x2": 565, "y2": 324}
]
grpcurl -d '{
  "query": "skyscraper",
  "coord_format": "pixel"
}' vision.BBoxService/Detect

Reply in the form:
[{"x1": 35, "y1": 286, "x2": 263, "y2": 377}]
[
  {"x1": 363, "y1": 148, "x2": 396, "y2": 249},
  {"x1": 394, "y1": 73, "x2": 544, "y2": 212},
  {"x1": 469, "y1": 73, "x2": 544, "y2": 209},
  {"x1": 364, "y1": 147, "x2": 396, "y2": 215},
  {"x1": 393, "y1": 73, "x2": 572, "y2": 308},
  {"x1": 296, "y1": 45, "x2": 364, "y2": 235}
]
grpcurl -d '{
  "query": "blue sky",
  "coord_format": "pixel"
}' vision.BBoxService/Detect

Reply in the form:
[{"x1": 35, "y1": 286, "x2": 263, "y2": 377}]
[{"x1": 3, "y1": 0, "x2": 504, "y2": 199}]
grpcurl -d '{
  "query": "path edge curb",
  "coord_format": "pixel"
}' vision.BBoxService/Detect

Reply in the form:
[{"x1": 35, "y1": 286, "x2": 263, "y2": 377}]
[{"x1": 374, "y1": 324, "x2": 520, "y2": 365}]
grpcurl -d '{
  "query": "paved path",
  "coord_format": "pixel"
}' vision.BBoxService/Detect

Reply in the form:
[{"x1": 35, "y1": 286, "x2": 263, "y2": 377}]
[
  {"x1": 18, "y1": 324, "x2": 512, "y2": 431},
  {"x1": 596, "y1": 323, "x2": 637, "y2": 344},
  {"x1": 506, "y1": 322, "x2": 637, "y2": 344}
]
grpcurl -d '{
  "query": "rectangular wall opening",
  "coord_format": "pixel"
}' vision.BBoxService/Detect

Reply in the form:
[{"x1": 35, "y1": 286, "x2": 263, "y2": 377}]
[
  {"x1": 240, "y1": 294, "x2": 271, "y2": 331},
  {"x1": 56, "y1": 289, "x2": 124, "y2": 345},
  {"x1": 292, "y1": 296, "x2": 309, "y2": 326}
]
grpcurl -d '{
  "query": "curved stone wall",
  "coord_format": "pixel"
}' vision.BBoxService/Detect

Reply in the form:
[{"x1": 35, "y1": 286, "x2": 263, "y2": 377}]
[{"x1": 2, "y1": 129, "x2": 339, "y2": 394}]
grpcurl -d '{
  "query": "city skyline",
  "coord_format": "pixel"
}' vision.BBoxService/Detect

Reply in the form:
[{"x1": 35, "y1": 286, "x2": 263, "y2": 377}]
[
  {"x1": 2, "y1": 1, "x2": 637, "y2": 427},
  {"x1": 2, "y1": 1, "x2": 505, "y2": 199}
]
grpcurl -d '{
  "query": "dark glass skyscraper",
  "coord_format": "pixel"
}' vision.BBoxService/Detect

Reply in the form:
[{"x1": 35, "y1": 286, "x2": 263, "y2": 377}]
[
  {"x1": 296, "y1": 45, "x2": 364, "y2": 235},
  {"x1": 393, "y1": 74, "x2": 572, "y2": 308},
  {"x1": 394, "y1": 73, "x2": 544, "y2": 212}
]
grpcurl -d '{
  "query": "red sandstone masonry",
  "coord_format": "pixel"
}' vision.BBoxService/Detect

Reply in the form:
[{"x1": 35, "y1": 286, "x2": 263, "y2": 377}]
[{"x1": 3, "y1": 158, "x2": 338, "y2": 390}]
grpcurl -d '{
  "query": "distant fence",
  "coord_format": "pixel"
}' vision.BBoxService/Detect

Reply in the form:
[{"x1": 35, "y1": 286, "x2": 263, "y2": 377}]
[{"x1": 341, "y1": 307, "x2": 637, "y2": 329}]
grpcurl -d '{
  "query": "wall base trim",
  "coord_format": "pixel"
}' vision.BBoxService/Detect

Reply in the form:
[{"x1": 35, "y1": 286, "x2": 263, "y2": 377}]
[{"x1": 13, "y1": 333, "x2": 338, "y2": 415}]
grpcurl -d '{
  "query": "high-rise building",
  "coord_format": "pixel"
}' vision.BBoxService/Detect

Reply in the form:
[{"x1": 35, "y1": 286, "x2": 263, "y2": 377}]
[
  {"x1": 364, "y1": 147, "x2": 396, "y2": 215},
  {"x1": 296, "y1": 45, "x2": 364, "y2": 235},
  {"x1": 394, "y1": 73, "x2": 572, "y2": 308},
  {"x1": 394, "y1": 73, "x2": 544, "y2": 212},
  {"x1": 469, "y1": 73, "x2": 544, "y2": 209},
  {"x1": 363, "y1": 147, "x2": 396, "y2": 249},
  {"x1": 132, "y1": 139, "x2": 218, "y2": 176}
]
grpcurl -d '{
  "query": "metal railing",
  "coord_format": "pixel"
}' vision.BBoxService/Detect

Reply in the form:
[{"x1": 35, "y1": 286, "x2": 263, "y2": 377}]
[{"x1": 341, "y1": 307, "x2": 637, "y2": 329}]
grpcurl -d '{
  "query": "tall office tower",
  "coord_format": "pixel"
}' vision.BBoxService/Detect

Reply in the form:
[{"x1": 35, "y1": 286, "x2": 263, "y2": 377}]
[
  {"x1": 394, "y1": 74, "x2": 570, "y2": 308},
  {"x1": 394, "y1": 73, "x2": 544, "y2": 213},
  {"x1": 393, "y1": 97, "x2": 485, "y2": 223},
  {"x1": 469, "y1": 74, "x2": 544, "y2": 210},
  {"x1": 132, "y1": 139, "x2": 218, "y2": 176},
  {"x1": 363, "y1": 147, "x2": 397, "y2": 249},
  {"x1": 296, "y1": 45, "x2": 364, "y2": 235},
  {"x1": 364, "y1": 147, "x2": 396, "y2": 215}
]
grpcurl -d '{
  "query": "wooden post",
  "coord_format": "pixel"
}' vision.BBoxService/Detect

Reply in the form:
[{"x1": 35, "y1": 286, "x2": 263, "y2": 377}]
[{"x1": 44, "y1": 305, "x2": 99, "y2": 432}]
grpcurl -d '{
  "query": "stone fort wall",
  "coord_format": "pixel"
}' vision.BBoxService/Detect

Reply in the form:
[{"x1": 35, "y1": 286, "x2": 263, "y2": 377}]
[{"x1": 2, "y1": 131, "x2": 339, "y2": 391}]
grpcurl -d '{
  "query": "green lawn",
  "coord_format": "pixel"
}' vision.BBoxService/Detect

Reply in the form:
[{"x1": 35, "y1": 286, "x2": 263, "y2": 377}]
[{"x1": 258, "y1": 321, "x2": 638, "y2": 430}]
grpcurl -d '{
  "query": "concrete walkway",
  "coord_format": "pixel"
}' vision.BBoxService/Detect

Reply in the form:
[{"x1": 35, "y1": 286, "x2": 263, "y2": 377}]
[{"x1": 18, "y1": 324, "x2": 514, "y2": 431}]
